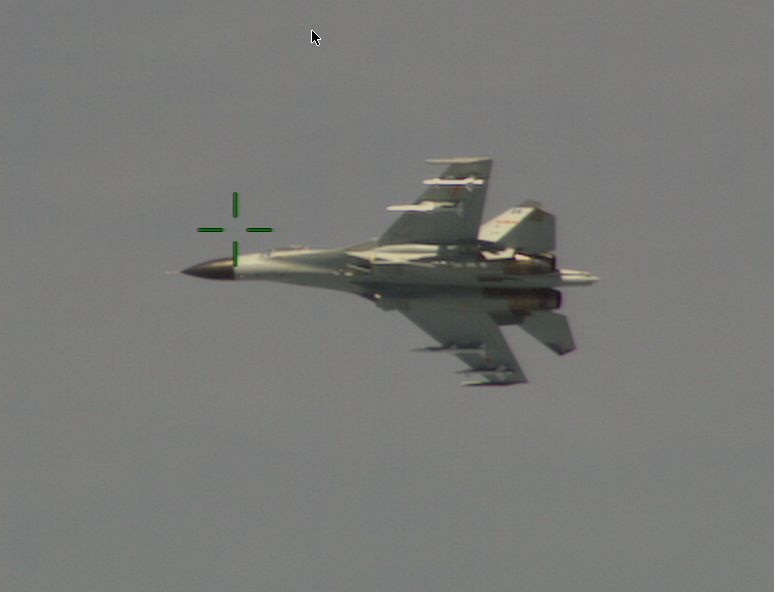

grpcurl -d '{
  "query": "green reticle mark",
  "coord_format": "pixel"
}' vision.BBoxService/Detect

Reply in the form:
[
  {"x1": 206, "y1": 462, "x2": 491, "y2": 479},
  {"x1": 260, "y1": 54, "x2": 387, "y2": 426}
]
[
  {"x1": 196, "y1": 192, "x2": 274, "y2": 267},
  {"x1": 232, "y1": 240, "x2": 239, "y2": 267}
]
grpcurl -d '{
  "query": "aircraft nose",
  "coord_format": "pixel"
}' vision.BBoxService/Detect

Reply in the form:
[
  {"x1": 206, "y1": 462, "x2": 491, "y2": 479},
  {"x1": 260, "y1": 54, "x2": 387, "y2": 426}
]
[{"x1": 181, "y1": 258, "x2": 235, "y2": 280}]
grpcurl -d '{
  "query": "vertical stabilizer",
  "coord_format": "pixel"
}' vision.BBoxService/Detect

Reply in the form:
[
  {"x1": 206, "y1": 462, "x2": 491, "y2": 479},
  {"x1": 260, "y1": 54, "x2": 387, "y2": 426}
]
[{"x1": 478, "y1": 202, "x2": 555, "y2": 253}]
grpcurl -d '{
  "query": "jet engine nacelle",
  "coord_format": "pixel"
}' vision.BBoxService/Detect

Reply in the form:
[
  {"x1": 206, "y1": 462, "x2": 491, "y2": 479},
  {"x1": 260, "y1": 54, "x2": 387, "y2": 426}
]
[
  {"x1": 376, "y1": 289, "x2": 561, "y2": 314},
  {"x1": 483, "y1": 288, "x2": 562, "y2": 312}
]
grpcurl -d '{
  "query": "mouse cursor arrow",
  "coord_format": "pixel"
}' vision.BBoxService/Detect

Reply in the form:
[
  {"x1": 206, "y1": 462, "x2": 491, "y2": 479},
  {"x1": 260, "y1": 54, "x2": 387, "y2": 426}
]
[{"x1": 311, "y1": 30, "x2": 321, "y2": 46}]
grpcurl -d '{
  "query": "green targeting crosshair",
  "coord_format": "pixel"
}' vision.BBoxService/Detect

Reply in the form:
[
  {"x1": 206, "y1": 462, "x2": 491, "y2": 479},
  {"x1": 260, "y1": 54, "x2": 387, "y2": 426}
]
[{"x1": 196, "y1": 192, "x2": 274, "y2": 266}]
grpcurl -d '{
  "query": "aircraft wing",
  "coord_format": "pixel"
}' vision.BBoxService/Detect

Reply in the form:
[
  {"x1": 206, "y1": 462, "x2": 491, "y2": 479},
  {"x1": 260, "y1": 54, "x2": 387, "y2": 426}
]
[
  {"x1": 379, "y1": 157, "x2": 493, "y2": 246},
  {"x1": 397, "y1": 300, "x2": 527, "y2": 386}
]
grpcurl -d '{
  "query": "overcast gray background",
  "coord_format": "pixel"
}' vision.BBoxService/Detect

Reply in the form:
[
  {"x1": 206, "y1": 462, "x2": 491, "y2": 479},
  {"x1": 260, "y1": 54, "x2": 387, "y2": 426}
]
[{"x1": 2, "y1": 1, "x2": 774, "y2": 590}]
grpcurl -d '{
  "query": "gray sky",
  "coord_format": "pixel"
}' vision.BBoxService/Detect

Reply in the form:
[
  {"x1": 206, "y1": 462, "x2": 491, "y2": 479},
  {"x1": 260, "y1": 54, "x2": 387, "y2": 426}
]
[{"x1": 2, "y1": 1, "x2": 774, "y2": 590}]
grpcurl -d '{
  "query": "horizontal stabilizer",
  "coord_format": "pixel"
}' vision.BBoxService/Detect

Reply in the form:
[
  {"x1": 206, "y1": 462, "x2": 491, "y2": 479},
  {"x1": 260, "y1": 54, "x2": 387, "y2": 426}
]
[
  {"x1": 478, "y1": 203, "x2": 555, "y2": 253},
  {"x1": 517, "y1": 311, "x2": 575, "y2": 355}
]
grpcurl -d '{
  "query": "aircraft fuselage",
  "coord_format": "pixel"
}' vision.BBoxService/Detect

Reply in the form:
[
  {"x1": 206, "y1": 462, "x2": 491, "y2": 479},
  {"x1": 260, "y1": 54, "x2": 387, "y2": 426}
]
[{"x1": 183, "y1": 243, "x2": 598, "y2": 298}]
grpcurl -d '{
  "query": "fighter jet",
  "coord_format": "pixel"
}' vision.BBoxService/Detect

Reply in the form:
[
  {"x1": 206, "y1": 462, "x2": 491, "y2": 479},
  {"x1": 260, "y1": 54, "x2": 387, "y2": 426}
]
[{"x1": 183, "y1": 157, "x2": 598, "y2": 386}]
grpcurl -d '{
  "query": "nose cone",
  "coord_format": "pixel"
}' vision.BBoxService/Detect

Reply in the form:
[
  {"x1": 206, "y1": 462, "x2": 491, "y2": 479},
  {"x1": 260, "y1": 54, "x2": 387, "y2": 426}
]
[{"x1": 182, "y1": 258, "x2": 235, "y2": 280}]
